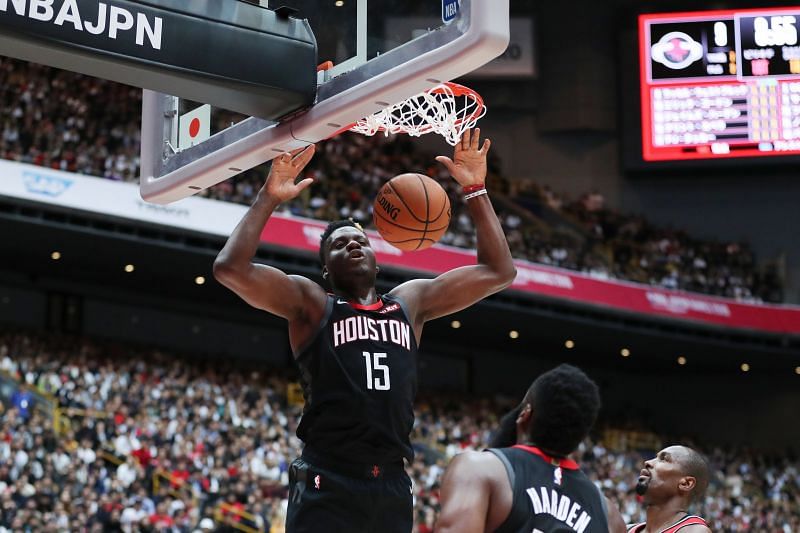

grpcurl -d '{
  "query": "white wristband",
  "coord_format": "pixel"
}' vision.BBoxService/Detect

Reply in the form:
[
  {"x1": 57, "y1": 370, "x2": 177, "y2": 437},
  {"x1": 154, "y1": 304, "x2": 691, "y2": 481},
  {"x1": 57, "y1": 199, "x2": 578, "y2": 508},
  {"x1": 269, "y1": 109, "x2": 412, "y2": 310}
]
[{"x1": 464, "y1": 188, "x2": 488, "y2": 201}]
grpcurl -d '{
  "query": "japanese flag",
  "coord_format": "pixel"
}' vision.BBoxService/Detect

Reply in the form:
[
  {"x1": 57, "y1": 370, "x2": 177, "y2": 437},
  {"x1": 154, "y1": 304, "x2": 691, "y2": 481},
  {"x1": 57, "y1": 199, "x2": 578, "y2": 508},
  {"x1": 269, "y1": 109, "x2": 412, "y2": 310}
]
[{"x1": 178, "y1": 104, "x2": 211, "y2": 150}]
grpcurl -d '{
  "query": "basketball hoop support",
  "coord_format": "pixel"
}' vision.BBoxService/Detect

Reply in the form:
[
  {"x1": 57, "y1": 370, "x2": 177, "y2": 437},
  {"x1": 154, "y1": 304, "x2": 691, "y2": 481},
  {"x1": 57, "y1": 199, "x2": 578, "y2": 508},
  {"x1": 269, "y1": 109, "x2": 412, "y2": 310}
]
[{"x1": 140, "y1": 0, "x2": 509, "y2": 204}]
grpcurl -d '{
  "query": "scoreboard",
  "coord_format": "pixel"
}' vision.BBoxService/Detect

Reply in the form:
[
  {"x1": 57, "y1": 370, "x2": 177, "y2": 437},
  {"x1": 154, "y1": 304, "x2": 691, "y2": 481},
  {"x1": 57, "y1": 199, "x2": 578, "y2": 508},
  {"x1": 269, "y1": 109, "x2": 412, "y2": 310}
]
[{"x1": 640, "y1": 7, "x2": 800, "y2": 161}]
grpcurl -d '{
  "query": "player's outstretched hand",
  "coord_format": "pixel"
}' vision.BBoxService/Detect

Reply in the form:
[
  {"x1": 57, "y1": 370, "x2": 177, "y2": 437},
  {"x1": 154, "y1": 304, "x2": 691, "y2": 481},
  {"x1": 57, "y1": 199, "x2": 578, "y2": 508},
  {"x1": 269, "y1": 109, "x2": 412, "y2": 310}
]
[
  {"x1": 262, "y1": 144, "x2": 316, "y2": 203},
  {"x1": 435, "y1": 128, "x2": 491, "y2": 188}
]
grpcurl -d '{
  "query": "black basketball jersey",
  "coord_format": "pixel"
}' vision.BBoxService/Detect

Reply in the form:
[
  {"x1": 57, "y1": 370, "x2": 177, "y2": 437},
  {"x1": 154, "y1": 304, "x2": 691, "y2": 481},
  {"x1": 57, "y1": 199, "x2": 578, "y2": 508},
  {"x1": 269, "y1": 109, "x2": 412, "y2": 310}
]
[
  {"x1": 489, "y1": 445, "x2": 609, "y2": 533},
  {"x1": 295, "y1": 294, "x2": 418, "y2": 464}
]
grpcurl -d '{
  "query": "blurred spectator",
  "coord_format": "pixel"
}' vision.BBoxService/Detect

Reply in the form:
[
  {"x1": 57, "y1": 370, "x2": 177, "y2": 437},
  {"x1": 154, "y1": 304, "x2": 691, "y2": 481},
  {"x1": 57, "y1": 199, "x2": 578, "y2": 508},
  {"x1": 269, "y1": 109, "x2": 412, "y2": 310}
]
[{"x1": 9, "y1": 385, "x2": 32, "y2": 420}]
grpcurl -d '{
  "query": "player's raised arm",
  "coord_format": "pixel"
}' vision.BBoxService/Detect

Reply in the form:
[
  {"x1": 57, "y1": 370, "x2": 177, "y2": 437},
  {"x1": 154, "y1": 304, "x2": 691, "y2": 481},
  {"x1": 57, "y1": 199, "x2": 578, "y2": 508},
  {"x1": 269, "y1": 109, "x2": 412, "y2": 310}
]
[
  {"x1": 213, "y1": 146, "x2": 326, "y2": 322},
  {"x1": 391, "y1": 128, "x2": 516, "y2": 330}
]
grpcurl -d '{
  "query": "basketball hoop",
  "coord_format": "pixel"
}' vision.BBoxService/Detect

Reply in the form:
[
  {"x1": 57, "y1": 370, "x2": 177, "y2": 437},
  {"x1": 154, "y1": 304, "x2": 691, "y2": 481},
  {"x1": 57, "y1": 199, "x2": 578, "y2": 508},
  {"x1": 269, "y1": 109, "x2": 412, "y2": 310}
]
[{"x1": 349, "y1": 82, "x2": 486, "y2": 146}]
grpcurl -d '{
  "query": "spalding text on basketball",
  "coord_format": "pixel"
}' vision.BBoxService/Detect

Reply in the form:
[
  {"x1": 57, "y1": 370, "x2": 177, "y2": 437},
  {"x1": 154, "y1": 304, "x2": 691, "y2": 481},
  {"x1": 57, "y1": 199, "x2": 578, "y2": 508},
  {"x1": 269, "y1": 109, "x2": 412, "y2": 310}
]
[{"x1": 377, "y1": 195, "x2": 400, "y2": 220}]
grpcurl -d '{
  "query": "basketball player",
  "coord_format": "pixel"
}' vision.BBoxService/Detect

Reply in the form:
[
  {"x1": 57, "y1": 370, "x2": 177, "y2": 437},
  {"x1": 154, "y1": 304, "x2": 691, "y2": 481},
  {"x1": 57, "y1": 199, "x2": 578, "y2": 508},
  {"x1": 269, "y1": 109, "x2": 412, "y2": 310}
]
[
  {"x1": 435, "y1": 364, "x2": 627, "y2": 533},
  {"x1": 627, "y1": 446, "x2": 711, "y2": 533},
  {"x1": 213, "y1": 128, "x2": 516, "y2": 533}
]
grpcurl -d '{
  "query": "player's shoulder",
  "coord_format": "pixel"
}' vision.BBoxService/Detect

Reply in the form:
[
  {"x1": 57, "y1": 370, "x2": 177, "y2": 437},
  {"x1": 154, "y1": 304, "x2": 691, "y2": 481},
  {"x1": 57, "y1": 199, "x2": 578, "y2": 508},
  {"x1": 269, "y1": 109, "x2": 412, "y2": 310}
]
[
  {"x1": 288, "y1": 275, "x2": 328, "y2": 300},
  {"x1": 286, "y1": 275, "x2": 329, "y2": 320},
  {"x1": 674, "y1": 515, "x2": 710, "y2": 533},
  {"x1": 387, "y1": 278, "x2": 431, "y2": 300},
  {"x1": 449, "y1": 450, "x2": 507, "y2": 479},
  {"x1": 675, "y1": 524, "x2": 711, "y2": 533},
  {"x1": 288, "y1": 273, "x2": 326, "y2": 290},
  {"x1": 386, "y1": 279, "x2": 431, "y2": 316}
]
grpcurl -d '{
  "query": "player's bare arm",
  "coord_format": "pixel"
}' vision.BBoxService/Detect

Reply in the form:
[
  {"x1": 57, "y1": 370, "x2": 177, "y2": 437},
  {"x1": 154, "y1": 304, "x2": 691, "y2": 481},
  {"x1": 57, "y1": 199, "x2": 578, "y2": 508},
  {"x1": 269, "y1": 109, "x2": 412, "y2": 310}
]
[
  {"x1": 435, "y1": 451, "x2": 511, "y2": 533},
  {"x1": 391, "y1": 128, "x2": 516, "y2": 335},
  {"x1": 605, "y1": 497, "x2": 627, "y2": 533},
  {"x1": 213, "y1": 146, "x2": 328, "y2": 337}
]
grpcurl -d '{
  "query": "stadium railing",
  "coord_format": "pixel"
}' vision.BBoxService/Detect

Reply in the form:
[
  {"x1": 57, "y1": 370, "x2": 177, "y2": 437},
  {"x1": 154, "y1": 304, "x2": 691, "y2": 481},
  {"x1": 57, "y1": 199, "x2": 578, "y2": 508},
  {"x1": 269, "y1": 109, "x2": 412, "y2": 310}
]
[{"x1": 214, "y1": 502, "x2": 265, "y2": 533}]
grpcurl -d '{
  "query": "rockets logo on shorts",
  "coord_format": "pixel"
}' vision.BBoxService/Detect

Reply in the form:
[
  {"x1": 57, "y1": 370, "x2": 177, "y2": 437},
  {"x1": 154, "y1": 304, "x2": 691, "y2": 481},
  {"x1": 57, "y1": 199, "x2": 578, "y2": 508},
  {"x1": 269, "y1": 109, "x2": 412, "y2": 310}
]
[{"x1": 314, "y1": 475, "x2": 321, "y2": 490}]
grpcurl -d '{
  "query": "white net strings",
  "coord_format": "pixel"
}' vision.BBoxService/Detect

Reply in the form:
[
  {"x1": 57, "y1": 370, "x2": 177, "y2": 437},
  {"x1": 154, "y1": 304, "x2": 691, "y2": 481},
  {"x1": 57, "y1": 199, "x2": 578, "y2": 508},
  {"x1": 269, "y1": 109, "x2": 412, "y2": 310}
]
[{"x1": 350, "y1": 84, "x2": 486, "y2": 146}]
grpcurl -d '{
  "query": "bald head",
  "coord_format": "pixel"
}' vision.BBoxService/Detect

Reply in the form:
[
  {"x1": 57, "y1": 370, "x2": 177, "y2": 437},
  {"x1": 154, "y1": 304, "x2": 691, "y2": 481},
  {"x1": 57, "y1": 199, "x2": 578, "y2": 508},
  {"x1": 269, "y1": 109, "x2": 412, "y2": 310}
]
[
  {"x1": 636, "y1": 445, "x2": 710, "y2": 506},
  {"x1": 674, "y1": 446, "x2": 710, "y2": 503}
]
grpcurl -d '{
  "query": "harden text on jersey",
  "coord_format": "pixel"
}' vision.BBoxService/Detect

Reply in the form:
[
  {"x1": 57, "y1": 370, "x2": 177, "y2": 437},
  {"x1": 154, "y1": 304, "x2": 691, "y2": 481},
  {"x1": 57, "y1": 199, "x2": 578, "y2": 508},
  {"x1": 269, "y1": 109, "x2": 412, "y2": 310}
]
[{"x1": 526, "y1": 486, "x2": 593, "y2": 533}]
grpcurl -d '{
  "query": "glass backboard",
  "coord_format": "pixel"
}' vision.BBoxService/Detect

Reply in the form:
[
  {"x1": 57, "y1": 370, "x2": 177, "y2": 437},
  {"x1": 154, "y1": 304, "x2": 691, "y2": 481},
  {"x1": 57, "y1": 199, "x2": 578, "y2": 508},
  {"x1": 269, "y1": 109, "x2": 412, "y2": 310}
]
[{"x1": 140, "y1": 0, "x2": 509, "y2": 204}]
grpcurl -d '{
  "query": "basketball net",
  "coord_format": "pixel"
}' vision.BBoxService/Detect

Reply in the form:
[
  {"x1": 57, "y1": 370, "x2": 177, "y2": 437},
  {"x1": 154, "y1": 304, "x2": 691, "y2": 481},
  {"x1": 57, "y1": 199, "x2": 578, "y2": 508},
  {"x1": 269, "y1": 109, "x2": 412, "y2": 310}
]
[{"x1": 349, "y1": 82, "x2": 486, "y2": 146}]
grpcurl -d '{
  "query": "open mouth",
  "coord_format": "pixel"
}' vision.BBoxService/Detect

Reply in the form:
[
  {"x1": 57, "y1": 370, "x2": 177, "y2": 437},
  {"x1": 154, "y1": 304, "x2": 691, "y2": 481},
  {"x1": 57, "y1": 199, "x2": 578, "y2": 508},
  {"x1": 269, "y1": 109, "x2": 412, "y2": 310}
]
[
  {"x1": 638, "y1": 469, "x2": 650, "y2": 479},
  {"x1": 349, "y1": 251, "x2": 364, "y2": 259}
]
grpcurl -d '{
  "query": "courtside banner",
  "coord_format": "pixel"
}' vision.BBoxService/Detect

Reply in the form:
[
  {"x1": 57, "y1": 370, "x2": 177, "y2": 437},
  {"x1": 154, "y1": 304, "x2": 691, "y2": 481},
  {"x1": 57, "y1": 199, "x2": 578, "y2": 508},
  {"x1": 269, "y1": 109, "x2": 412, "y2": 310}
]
[
  {"x1": 258, "y1": 215, "x2": 800, "y2": 334},
  {"x1": 0, "y1": 159, "x2": 245, "y2": 236},
  {"x1": 0, "y1": 160, "x2": 798, "y2": 333}
]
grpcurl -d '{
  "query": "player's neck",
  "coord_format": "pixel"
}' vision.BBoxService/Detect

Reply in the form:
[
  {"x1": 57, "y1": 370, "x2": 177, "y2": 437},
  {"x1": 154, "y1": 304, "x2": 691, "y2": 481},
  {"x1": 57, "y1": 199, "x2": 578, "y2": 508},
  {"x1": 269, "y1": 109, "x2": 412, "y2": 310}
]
[
  {"x1": 332, "y1": 286, "x2": 378, "y2": 305},
  {"x1": 644, "y1": 501, "x2": 688, "y2": 533},
  {"x1": 517, "y1": 440, "x2": 564, "y2": 459}
]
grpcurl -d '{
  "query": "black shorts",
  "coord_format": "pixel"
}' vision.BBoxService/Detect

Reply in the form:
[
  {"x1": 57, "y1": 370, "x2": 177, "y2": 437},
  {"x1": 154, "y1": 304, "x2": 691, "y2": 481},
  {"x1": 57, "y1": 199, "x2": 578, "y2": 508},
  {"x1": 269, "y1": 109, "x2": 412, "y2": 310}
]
[{"x1": 285, "y1": 451, "x2": 413, "y2": 533}]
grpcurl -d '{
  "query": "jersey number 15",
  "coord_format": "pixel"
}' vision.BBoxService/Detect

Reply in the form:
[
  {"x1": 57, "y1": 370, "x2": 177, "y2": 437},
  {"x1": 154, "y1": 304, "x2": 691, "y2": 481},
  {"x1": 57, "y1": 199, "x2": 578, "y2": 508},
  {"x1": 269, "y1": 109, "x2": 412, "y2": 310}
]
[{"x1": 362, "y1": 351, "x2": 390, "y2": 391}]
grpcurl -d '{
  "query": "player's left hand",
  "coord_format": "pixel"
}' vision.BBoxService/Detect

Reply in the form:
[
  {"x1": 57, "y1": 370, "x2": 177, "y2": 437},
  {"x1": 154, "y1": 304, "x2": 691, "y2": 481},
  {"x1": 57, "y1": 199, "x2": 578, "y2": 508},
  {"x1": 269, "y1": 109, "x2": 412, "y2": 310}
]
[
  {"x1": 262, "y1": 144, "x2": 316, "y2": 203},
  {"x1": 435, "y1": 128, "x2": 491, "y2": 187}
]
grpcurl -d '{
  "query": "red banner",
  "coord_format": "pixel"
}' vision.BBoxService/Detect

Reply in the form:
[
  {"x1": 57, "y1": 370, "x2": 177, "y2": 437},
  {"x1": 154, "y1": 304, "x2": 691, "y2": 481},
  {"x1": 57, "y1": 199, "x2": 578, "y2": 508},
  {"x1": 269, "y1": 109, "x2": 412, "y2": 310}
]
[{"x1": 261, "y1": 214, "x2": 800, "y2": 334}]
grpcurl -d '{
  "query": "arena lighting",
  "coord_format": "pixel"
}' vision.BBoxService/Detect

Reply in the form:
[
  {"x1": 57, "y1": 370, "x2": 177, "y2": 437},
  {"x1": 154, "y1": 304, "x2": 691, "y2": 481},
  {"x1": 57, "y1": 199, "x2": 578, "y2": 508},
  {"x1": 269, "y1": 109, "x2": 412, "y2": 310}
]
[
  {"x1": 194, "y1": 276, "x2": 206, "y2": 285},
  {"x1": 335, "y1": 0, "x2": 344, "y2": 6},
  {"x1": 450, "y1": 320, "x2": 461, "y2": 329},
  {"x1": 794, "y1": 366, "x2": 799, "y2": 375},
  {"x1": 50, "y1": 251, "x2": 61, "y2": 260},
  {"x1": 620, "y1": 348, "x2": 631, "y2": 357},
  {"x1": 565, "y1": 339, "x2": 575, "y2": 349},
  {"x1": 741, "y1": 363, "x2": 750, "y2": 372},
  {"x1": 509, "y1": 330, "x2": 519, "y2": 339},
  {"x1": 677, "y1": 356, "x2": 687, "y2": 366},
  {"x1": 124, "y1": 264, "x2": 135, "y2": 273}
]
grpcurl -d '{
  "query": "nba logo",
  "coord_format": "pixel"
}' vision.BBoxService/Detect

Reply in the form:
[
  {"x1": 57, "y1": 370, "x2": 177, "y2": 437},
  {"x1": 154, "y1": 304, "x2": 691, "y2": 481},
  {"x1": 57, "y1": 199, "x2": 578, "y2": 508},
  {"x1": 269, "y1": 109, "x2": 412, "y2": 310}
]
[
  {"x1": 553, "y1": 467, "x2": 562, "y2": 486},
  {"x1": 442, "y1": 0, "x2": 460, "y2": 23},
  {"x1": 314, "y1": 475, "x2": 321, "y2": 490}
]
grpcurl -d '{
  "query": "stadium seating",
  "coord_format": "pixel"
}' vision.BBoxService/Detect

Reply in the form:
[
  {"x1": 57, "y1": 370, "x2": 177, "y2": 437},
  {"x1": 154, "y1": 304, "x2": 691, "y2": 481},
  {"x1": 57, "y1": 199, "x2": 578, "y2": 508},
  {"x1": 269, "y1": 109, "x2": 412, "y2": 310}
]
[
  {"x1": 0, "y1": 330, "x2": 797, "y2": 532},
  {"x1": 0, "y1": 56, "x2": 784, "y2": 304}
]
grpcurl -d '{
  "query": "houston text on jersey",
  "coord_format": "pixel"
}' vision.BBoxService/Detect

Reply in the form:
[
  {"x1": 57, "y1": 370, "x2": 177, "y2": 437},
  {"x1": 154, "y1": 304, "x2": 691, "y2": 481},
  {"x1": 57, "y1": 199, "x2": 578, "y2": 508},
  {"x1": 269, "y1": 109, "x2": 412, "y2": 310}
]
[{"x1": 332, "y1": 316, "x2": 412, "y2": 351}]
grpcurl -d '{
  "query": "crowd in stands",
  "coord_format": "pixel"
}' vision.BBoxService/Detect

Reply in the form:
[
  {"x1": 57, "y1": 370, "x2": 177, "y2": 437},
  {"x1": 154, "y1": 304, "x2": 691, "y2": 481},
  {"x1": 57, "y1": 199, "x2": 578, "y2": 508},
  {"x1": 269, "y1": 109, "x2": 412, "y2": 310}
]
[
  {"x1": 522, "y1": 184, "x2": 784, "y2": 303},
  {"x1": 0, "y1": 331, "x2": 294, "y2": 532},
  {"x1": 0, "y1": 56, "x2": 784, "y2": 302},
  {"x1": 0, "y1": 59, "x2": 141, "y2": 182},
  {"x1": 1, "y1": 330, "x2": 798, "y2": 532}
]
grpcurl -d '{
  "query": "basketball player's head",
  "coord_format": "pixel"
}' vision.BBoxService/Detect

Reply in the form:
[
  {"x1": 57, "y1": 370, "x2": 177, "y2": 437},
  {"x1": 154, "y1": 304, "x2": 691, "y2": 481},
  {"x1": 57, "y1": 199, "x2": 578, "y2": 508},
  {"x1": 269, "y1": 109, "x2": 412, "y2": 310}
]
[
  {"x1": 512, "y1": 364, "x2": 600, "y2": 457},
  {"x1": 319, "y1": 220, "x2": 378, "y2": 287},
  {"x1": 635, "y1": 445, "x2": 709, "y2": 507}
]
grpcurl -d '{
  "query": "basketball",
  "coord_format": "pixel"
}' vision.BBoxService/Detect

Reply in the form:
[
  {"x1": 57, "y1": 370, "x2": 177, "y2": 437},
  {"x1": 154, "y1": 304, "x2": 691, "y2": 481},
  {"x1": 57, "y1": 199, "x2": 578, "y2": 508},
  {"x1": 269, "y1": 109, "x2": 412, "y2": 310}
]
[{"x1": 373, "y1": 173, "x2": 451, "y2": 251}]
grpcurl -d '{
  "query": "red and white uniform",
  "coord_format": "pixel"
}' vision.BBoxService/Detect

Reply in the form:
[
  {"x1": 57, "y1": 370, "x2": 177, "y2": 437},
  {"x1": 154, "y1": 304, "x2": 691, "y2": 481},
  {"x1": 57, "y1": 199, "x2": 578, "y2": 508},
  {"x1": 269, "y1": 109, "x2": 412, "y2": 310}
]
[{"x1": 628, "y1": 515, "x2": 708, "y2": 533}]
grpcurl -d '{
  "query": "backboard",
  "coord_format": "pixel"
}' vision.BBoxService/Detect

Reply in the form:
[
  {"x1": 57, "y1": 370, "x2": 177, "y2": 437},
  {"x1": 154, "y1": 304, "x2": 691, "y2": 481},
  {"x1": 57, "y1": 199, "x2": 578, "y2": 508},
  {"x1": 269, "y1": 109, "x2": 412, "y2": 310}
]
[{"x1": 140, "y1": 0, "x2": 509, "y2": 204}]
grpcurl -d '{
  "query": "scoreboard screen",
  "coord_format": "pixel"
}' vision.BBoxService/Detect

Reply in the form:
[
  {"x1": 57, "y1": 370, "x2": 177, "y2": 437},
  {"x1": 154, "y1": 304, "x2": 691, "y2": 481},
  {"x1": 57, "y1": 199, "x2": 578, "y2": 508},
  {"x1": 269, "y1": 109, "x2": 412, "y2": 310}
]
[{"x1": 640, "y1": 7, "x2": 800, "y2": 162}]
